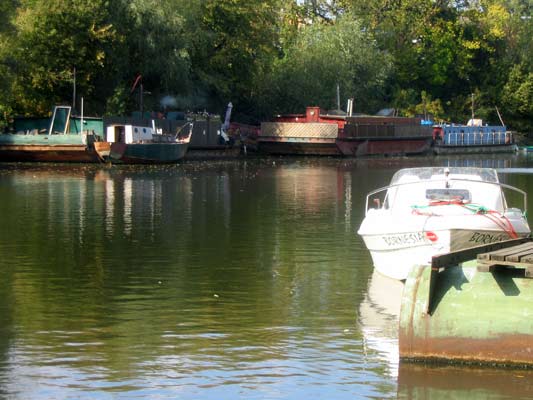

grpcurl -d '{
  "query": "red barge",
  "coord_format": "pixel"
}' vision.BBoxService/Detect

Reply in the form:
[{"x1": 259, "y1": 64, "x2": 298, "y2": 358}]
[{"x1": 258, "y1": 106, "x2": 433, "y2": 157}]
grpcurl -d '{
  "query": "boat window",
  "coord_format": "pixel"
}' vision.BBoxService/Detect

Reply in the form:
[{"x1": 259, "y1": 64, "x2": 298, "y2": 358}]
[
  {"x1": 391, "y1": 167, "x2": 499, "y2": 185},
  {"x1": 426, "y1": 189, "x2": 471, "y2": 202},
  {"x1": 49, "y1": 106, "x2": 71, "y2": 135}
]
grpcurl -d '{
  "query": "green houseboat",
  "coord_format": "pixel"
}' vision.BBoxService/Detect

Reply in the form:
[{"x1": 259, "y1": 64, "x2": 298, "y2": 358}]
[{"x1": 0, "y1": 106, "x2": 104, "y2": 163}]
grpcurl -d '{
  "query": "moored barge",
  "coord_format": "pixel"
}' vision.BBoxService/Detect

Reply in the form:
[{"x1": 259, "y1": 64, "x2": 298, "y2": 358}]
[
  {"x1": 0, "y1": 106, "x2": 104, "y2": 163},
  {"x1": 433, "y1": 122, "x2": 517, "y2": 154},
  {"x1": 258, "y1": 107, "x2": 433, "y2": 157}
]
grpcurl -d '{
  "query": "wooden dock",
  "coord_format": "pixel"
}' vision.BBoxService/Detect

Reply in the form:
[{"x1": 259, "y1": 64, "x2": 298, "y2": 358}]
[{"x1": 477, "y1": 241, "x2": 533, "y2": 277}]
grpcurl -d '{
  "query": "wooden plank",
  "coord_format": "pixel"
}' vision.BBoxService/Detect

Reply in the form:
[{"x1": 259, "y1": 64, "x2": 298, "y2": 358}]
[
  {"x1": 506, "y1": 249, "x2": 533, "y2": 263},
  {"x1": 434, "y1": 239, "x2": 530, "y2": 268},
  {"x1": 520, "y1": 253, "x2": 533, "y2": 264},
  {"x1": 506, "y1": 246, "x2": 533, "y2": 262},
  {"x1": 505, "y1": 252, "x2": 533, "y2": 263},
  {"x1": 478, "y1": 245, "x2": 520, "y2": 261},
  {"x1": 476, "y1": 259, "x2": 533, "y2": 277},
  {"x1": 478, "y1": 260, "x2": 527, "y2": 269},
  {"x1": 476, "y1": 240, "x2": 533, "y2": 279},
  {"x1": 475, "y1": 239, "x2": 533, "y2": 262},
  {"x1": 477, "y1": 262, "x2": 494, "y2": 273},
  {"x1": 478, "y1": 242, "x2": 533, "y2": 262}
]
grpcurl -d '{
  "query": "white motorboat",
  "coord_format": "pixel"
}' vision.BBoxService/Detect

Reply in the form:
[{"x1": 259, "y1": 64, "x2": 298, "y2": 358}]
[{"x1": 358, "y1": 167, "x2": 530, "y2": 280}]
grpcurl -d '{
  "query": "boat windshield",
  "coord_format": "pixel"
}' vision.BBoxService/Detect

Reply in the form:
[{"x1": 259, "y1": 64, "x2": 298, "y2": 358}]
[
  {"x1": 390, "y1": 167, "x2": 499, "y2": 185},
  {"x1": 426, "y1": 188, "x2": 471, "y2": 202},
  {"x1": 384, "y1": 167, "x2": 505, "y2": 212}
]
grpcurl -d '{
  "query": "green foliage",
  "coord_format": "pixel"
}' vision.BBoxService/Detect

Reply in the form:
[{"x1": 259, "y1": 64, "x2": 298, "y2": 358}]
[
  {"x1": 259, "y1": 14, "x2": 391, "y2": 116},
  {"x1": 502, "y1": 64, "x2": 533, "y2": 133},
  {"x1": 120, "y1": 0, "x2": 191, "y2": 96},
  {"x1": 0, "y1": 0, "x2": 531, "y2": 134},
  {"x1": 185, "y1": 0, "x2": 281, "y2": 114},
  {"x1": 5, "y1": 0, "x2": 118, "y2": 115},
  {"x1": 403, "y1": 91, "x2": 445, "y2": 122},
  {"x1": 105, "y1": 85, "x2": 129, "y2": 116}
]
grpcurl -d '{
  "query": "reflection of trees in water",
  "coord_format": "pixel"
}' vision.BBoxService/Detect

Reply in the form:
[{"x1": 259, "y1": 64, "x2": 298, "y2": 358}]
[
  {"x1": 0, "y1": 162, "x2": 368, "y2": 382},
  {"x1": 13, "y1": 159, "x2": 528, "y2": 391}
]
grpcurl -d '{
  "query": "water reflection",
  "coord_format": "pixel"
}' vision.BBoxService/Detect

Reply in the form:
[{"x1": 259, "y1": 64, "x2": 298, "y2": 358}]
[
  {"x1": 398, "y1": 363, "x2": 533, "y2": 399},
  {"x1": 104, "y1": 176, "x2": 114, "y2": 237},
  {"x1": 358, "y1": 271, "x2": 403, "y2": 379},
  {"x1": 0, "y1": 161, "x2": 383, "y2": 399},
  {"x1": 1, "y1": 156, "x2": 532, "y2": 399},
  {"x1": 438, "y1": 154, "x2": 517, "y2": 169}
]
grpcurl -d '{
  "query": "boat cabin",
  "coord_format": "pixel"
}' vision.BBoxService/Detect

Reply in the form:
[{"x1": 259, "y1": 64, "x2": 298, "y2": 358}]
[
  {"x1": 382, "y1": 167, "x2": 506, "y2": 214},
  {"x1": 433, "y1": 125, "x2": 510, "y2": 146},
  {"x1": 105, "y1": 124, "x2": 155, "y2": 144}
]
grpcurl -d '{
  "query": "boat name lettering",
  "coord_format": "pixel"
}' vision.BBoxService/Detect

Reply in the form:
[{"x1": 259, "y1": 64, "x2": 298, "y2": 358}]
[
  {"x1": 468, "y1": 232, "x2": 508, "y2": 244},
  {"x1": 382, "y1": 232, "x2": 425, "y2": 246}
]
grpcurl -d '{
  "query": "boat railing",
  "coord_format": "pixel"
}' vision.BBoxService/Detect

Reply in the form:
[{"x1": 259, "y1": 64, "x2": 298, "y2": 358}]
[
  {"x1": 443, "y1": 128, "x2": 509, "y2": 146},
  {"x1": 364, "y1": 178, "x2": 527, "y2": 216},
  {"x1": 175, "y1": 122, "x2": 194, "y2": 143}
]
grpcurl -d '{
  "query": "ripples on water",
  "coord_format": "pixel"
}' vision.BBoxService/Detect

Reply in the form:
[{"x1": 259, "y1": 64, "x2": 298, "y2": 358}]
[{"x1": 1, "y1": 156, "x2": 533, "y2": 399}]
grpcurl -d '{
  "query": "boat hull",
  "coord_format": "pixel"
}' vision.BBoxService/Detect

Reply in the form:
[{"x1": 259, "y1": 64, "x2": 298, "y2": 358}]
[
  {"x1": 258, "y1": 137, "x2": 339, "y2": 156},
  {"x1": 106, "y1": 141, "x2": 189, "y2": 164},
  {"x1": 434, "y1": 143, "x2": 518, "y2": 155},
  {"x1": 257, "y1": 136, "x2": 432, "y2": 157},
  {"x1": 359, "y1": 203, "x2": 531, "y2": 280},
  {"x1": 0, "y1": 134, "x2": 101, "y2": 163},
  {"x1": 360, "y1": 228, "x2": 529, "y2": 280},
  {"x1": 93, "y1": 142, "x2": 111, "y2": 162},
  {"x1": 258, "y1": 121, "x2": 341, "y2": 156},
  {"x1": 184, "y1": 145, "x2": 242, "y2": 160},
  {"x1": 358, "y1": 167, "x2": 531, "y2": 280},
  {"x1": 336, "y1": 137, "x2": 432, "y2": 157}
]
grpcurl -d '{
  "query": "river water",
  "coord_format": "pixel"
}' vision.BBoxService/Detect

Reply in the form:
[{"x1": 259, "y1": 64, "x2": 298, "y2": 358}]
[{"x1": 1, "y1": 155, "x2": 533, "y2": 399}]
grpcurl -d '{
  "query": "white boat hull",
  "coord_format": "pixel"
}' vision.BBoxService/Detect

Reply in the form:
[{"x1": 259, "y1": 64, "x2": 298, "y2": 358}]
[
  {"x1": 361, "y1": 228, "x2": 528, "y2": 280},
  {"x1": 359, "y1": 204, "x2": 530, "y2": 280}
]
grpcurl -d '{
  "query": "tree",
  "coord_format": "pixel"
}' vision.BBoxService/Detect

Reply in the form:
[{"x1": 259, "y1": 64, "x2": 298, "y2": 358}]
[
  {"x1": 185, "y1": 0, "x2": 281, "y2": 116},
  {"x1": 404, "y1": 91, "x2": 445, "y2": 122},
  {"x1": 501, "y1": 64, "x2": 533, "y2": 133},
  {"x1": 4, "y1": 0, "x2": 119, "y2": 115},
  {"x1": 0, "y1": 0, "x2": 531, "y2": 134},
  {"x1": 0, "y1": 1, "x2": 25, "y2": 127},
  {"x1": 0, "y1": 0, "x2": 195, "y2": 118},
  {"x1": 113, "y1": 0, "x2": 192, "y2": 113},
  {"x1": 258, "y1": 14, "x2": 391, "y2": 117}
]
